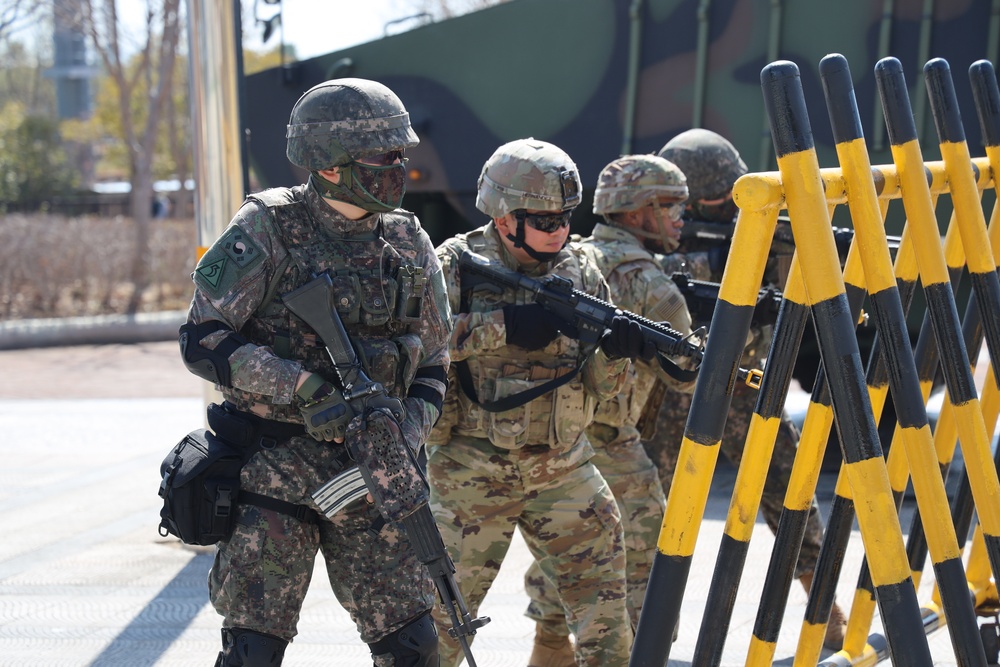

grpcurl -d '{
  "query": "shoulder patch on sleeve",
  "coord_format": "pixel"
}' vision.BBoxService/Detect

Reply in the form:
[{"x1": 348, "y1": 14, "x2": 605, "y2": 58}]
[{"x1": 194, "y1": 225, "x2": 265, "y2": 298}]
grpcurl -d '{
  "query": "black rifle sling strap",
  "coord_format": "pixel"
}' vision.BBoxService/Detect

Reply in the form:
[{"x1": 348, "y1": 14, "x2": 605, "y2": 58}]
[
  {"x1": 656, "y1": 352, "x2": 700, "y2": 383},
  {"x1": 454, "y1": 360, "x2": 579, "y2": 413}
]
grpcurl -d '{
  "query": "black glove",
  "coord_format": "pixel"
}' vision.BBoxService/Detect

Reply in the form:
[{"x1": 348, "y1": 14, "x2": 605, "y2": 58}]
[
  {"x1": 296, "y1": 374, "x2": 355, "y2": 442},
  {"x1": 601, "y1": 316, "x2": 655, "y2": 361},
  {"x1": 503, "y1": 303, "x2": 568, "y2": 351}
]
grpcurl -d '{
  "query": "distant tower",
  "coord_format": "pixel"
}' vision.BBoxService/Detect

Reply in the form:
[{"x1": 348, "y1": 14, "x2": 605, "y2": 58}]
[
  {"x1": 48, "y1": 0, "x2": 97, "y2": 120},
  {"x1": 46, "y1": 0, "x2": 99, "y2": 188}
]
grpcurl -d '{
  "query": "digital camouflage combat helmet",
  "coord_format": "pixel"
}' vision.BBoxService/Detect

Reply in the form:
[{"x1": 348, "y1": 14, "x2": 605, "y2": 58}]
[
  {"x1": 594, "y1": 154, "x2": 689, "y2": 252},
  {"x1": 477, "y1": 138, "x2": 582, "y2": 262},
  {"x1": 658, "y1": 128, "x2": 747, "y2": 202},
  {"x1": 286, "y1": 78, "x2": 419, "y2": 213}
]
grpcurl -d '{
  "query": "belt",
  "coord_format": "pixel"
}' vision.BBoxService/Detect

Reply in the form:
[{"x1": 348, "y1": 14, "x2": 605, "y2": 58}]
[{"x1": 209, "y1": 402, "x2": 305, "y2": 450}]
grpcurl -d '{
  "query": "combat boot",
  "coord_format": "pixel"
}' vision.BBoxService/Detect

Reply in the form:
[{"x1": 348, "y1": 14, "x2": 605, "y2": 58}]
[
  {"x1": 823, "y1": 600, "x2": 848, "y2": 651},
  {"x1": 799, "y1": 572, "x2": 848, "y2": 651},
  {"x1": 527, "y1": 626, "x2": 576, "y2": 667}
]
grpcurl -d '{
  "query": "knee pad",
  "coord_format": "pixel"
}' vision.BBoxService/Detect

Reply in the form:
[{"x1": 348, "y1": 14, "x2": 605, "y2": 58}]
[
  {"x1": 215, "y1": 627, "x2": 288, "y2": 667},
  {"x1": 367, "y1": 611, "x2": 439, "y2": 667}
]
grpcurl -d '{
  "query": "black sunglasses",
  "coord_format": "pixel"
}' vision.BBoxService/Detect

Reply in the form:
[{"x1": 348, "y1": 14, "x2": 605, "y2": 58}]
[{"x1": 514, "y1": 210, "x2": 572, "y2": 233}]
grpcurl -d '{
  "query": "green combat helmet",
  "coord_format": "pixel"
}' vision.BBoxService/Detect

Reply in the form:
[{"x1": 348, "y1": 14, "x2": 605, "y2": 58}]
[
  {"x1": 593, "y1": 154, "x2": 688, "y2": 215},
  {"x1": 476, "y1": 138, "x2": 582, "y2": 217},
  {"x1": 286, "y1": 78, "x2": 418, "y2": 169},
  {"x1": 658, "y1": 128, "x2": 747, "y2": 202},
  {"x1": 286, "y1": 78, "x2": 419, "y2": 212},
  {"x1": 594, "y1": 154, "x2": 688, "y2": 253},
  {"x1": 477, "y1": 138, "x2": 583, "y2": 261}
]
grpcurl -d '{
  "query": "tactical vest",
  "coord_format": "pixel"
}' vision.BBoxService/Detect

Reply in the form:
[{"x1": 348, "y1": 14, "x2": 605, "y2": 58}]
[
  {"x1": 576, "y1": 240, "x2": 659, "y2": 429},
  {"x1": 222, "y1": 186, "x2": 427, "y2": 421},
  {"x1": 451, "y1": 229, "x2": 596, "y2": 451}
]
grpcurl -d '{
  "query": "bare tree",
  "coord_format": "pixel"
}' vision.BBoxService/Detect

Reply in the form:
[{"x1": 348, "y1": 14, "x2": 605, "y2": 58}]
[
  {"x1": 75, "y1": 0, "x2": 183, "y2": 313},
  {"x1": 0, "y1": 0, "x2": 45, "y2": 45}
]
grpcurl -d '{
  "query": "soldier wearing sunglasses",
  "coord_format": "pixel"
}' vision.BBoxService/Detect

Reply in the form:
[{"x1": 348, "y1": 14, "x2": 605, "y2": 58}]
[
  {"x1": 521, "y1": 154, "x2": 698, "y2": 665},
  {"x1": 427, "y1": 138, "x2": 649, "y2": 667}
]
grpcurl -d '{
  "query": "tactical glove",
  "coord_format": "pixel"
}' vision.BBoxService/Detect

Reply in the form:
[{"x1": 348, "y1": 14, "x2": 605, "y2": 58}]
[
  {"x1": 600, "y1": 315, "x2": 655, "y2": 361},
  {"x1": 503, "y1": 303, "x2": 568, "y2": 351},
  {"x1": 296, "y1": 374, "x2": 354, "y2": 442}
]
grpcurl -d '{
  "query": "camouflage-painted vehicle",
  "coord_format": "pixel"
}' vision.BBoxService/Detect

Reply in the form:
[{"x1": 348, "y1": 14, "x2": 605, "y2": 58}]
[{"x1": 245, "y1": 0, "x2": 996, "y2": 412}]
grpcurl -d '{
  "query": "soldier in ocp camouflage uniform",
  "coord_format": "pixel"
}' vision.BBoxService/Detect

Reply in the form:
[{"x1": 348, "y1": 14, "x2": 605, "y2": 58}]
[
  {"x1": 428, "y1": 138, "x2": 651, "y2": 667},
  {"x1": 521, "y1": 154, "x2": 697, "y2": 666},
  {"x1": 652, "y1": 128, "x2": 848, "y2": 650},
  {"x1": 181, "y1": 78, "x2": 451, "y2": 666}
]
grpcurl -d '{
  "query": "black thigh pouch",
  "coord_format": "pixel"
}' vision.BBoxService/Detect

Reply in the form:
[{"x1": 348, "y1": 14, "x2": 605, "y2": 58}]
[{"x1": 158, "y1": 427, "x2": 244, "y2": 546}]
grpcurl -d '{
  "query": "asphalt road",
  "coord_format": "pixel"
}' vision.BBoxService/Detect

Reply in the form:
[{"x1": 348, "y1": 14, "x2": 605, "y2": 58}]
[{"x1": 0, "y1": 341, "x2": 970, "y2": 666}]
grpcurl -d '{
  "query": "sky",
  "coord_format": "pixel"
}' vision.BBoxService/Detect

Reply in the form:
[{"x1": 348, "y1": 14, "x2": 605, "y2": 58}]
[
  {"x1": 244, "y1": 0, "x2": 390, "y2": 59},
  {"x1": 244, "y1": 0, "x2": 439, "y2": 60},
  {"x1": 105, "y1": 0, "x2": 426, "y2": 62}
]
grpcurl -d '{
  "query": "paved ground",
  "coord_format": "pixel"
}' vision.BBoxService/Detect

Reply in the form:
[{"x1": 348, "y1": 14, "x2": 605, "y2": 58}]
[{"x1": 0, "y1": 341, "x2": 975, "y2": 665}]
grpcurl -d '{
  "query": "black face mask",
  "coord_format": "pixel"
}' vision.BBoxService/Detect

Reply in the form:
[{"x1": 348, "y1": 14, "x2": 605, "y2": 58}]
[
  {"x1": 311, "y1": 161, "x2": 407, "y2": 213},
  {"x1": 690, "y1": 197, "x2": 738, "y2": 223}
]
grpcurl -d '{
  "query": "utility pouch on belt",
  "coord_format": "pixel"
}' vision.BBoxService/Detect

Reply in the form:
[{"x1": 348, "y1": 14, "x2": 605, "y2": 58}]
[
  {"x1": 158, "y1": 403, "x2": 317, "y2": 546},
  {"x1": 158, "y1": 428, "x2": 244, "y2": 546}
]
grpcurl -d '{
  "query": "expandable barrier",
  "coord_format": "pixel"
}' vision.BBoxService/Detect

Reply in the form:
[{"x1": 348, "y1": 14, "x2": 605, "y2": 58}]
[{"x1": 630, "y1": 55, "x2": 1000, "y2": 667}]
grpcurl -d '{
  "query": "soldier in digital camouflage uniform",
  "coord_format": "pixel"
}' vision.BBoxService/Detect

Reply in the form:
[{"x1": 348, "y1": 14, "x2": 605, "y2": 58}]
[
  {"x1": 181, "y1": 78, "x2": 451, "y2": 666},
  {"x1": 652, "y1": 128, "x2": 847, "y2": 650},
  {"x1": 428, "y1": 138, "x2": 651, "y2": 667},
  {"x1": 520, "y1": 154, "x2": 697, "y2": 666}
]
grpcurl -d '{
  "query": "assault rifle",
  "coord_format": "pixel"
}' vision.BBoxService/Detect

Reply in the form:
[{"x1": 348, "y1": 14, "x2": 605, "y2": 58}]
[
  {"x1": 284, "y1": 274, "x2": 489, "y2": 667},
  {"x1": 670, "y1": 272, "x2": 784, "y2": 330},
  {"x1": 458, "y1": 250, "x2": 764, "y2": 389},
  {"x1": 679, "y1": 217, "x2": 901, "y2": 259}
]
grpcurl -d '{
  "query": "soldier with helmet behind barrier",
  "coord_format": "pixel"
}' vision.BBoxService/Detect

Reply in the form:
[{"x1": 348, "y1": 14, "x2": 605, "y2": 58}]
[
  {"x1": 653, "y1": 128, "x2": 848, "y2": 650},
  {"x1": 181, "y1": 78, "x2": 452, "y2": 666},
  {"x1": 428, "y1": 138, "x2": 648, "y2": 666},
  {"x1": 520, "y1": 154, "x2": 697, "y2": 666}
]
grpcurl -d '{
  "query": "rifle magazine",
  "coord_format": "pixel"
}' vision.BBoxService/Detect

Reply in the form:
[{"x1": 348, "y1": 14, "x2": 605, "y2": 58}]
[{"x1": 312, "y1": 467, "x2": 368, "y2": 518}]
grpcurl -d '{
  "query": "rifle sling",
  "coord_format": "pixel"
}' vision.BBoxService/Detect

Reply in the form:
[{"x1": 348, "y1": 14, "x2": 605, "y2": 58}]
[
  {"x1": 656, "y1": 352, "x2": 699, "y2": 384},
  {"x1": 454, "y1": 360, "x2": 579, "y2": 413}
]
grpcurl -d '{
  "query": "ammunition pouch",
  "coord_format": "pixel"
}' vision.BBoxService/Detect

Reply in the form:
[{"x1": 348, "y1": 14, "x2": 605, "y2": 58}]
[{"x1": 157, "y1": 404, "x2": 318, "y2": 546}]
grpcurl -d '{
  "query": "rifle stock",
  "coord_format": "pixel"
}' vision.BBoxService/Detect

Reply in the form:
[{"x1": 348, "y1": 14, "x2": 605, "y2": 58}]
[
  {"x1": 284, "y1": 273, "x2": 489, "y2": 665},
  {"x1": 458, "y1": 251, "x2": 763, "y2": 389}
]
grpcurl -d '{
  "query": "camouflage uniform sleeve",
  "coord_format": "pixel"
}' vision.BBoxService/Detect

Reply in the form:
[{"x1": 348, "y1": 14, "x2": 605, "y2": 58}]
[
  {"x1": 399, "y1": 227, "x2": 452, "y2": 448},
  {"x1": 435, "y1": 240, "x2": 507, "y2": 363},
  {"x1": 576, "y1": 255, "x2": 630, "y2": 401},
  {"x1": 186, "y1": 201, "x2": 303, "y2": 405},
  {"x1": 425, "y1": 241, "x2": 463, "y2": 446},
  {"x1": 621, "y1": 263, "x2": 699, "y2": 393}
]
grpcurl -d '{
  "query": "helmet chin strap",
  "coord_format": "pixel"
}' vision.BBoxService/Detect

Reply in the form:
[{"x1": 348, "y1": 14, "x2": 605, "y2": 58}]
[{"x1": 505, "y1": 217, "x2": 564, "y2": 262}]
